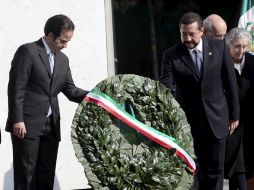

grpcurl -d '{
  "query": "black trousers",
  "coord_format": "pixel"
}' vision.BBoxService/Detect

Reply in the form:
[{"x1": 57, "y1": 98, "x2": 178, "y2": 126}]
[
  {"x1": 11, "y1": 116, "x2": 59, "y2": 190},
  {"x1": 191, "y1": 120, "x2": 227, "y2": 190}
]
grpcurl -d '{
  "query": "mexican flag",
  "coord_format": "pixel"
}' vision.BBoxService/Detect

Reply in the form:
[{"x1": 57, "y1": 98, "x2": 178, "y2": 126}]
[{"x1": 238, "y1": 0, "x2": 254, "y2": 52}]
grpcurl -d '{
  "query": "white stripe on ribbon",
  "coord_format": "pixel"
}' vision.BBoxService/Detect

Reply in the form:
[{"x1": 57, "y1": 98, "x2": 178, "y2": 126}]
[{"x1": 84, "y1": 91, "x2": 196, "y2": 173}]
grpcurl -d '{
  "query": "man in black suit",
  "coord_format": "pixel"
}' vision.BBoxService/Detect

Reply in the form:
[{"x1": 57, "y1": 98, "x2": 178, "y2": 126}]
[
  {"x1": 160, "y1": 12, "x2": 240, "y2": 190},
  {"x1": 6, "y1": 14, "x2": 88, "y2": 190}
]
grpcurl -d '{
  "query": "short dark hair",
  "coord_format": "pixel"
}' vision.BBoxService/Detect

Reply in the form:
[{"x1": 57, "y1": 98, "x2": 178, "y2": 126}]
[
  {"x1": 179, "y1": 12, "x2": 203, "y2": 29},
  {"x1": 44, "y1": 14, "x2": 75, "y2": 37}
]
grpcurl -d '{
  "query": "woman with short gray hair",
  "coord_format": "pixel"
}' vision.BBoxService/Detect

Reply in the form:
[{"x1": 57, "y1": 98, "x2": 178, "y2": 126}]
[
  {"x1": 224, "y1": 27, "x2": 254, "y2": 190},
  {"x1": 225, "y1": 27, "x2": 250, "y2": 47}
]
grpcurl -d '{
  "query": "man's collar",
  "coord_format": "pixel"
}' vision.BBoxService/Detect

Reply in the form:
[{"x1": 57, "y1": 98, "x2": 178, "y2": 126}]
[
  {"x1": 195, "y1": 38, "x2": 203, "y2": 52},
  {"x1": 42, "y1": 37, "x2": 52, "y2": 54}
]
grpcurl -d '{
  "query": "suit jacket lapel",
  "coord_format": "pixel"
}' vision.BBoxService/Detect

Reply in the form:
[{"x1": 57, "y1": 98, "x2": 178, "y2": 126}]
[
  {"x1": 202, "y1": 38, "x2": 210, "y2": 79},
  {"x1": 36, "y1": 39, "x2": 52, "y2": 78},
  {"x1": 177, "y1": 43, "x2": 200, "y2": 79}
]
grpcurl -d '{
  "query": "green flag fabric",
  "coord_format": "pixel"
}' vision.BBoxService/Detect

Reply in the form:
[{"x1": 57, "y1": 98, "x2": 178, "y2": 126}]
[{"x1": 238, "y1": 0, "x2": 254, "y2": 52}]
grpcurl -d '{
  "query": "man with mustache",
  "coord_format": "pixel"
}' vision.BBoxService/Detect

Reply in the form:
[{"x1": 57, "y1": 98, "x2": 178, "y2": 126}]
[{"x1": 160, "y1": 12, "x2": 240, "y2": 190}]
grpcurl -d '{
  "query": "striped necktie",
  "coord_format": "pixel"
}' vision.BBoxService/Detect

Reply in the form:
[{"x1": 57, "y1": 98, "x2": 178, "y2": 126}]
[{"x1": 48, "y1": 51, "x2": 54, "y2": 74}]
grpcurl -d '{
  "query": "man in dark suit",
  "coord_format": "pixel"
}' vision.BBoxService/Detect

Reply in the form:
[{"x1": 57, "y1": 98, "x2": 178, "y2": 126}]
[
  {"x1": 6, "y1": 14, "x2": 88, "y2": 190},
  {"x1": 160, "y1": 12, "x2": 240, "y2": 190}
]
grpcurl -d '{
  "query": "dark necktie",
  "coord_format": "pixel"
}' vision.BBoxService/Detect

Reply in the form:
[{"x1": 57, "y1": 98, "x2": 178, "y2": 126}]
[{"x1": 192, "y1": 49, "x2": 202, "y2": 73}]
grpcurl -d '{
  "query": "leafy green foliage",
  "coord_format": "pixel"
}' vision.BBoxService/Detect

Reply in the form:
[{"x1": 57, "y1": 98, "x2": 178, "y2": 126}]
[{"x1": 71, "y1": 74, "x2": 195, "y2": 189}]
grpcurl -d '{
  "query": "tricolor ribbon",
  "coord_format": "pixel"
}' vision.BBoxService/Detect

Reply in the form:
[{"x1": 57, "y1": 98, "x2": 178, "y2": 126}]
[{"x1": 84, "y1": 90, "x2": 196, "y2": 173}]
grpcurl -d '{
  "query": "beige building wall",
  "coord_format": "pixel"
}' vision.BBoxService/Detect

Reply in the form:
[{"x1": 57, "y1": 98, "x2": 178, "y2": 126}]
[{"x1": 0, "y1": 0, "x2": 114, "y2": 189}]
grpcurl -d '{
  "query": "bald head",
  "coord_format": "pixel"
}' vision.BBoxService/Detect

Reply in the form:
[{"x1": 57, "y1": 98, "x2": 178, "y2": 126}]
[{"x1": 203, "y1": 14, "x2": 227, "y2": 40}]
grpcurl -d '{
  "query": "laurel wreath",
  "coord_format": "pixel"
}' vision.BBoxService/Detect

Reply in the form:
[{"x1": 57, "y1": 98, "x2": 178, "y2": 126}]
[{"x1": 71, "y1": 74, "x2": 195, "y2": 190}]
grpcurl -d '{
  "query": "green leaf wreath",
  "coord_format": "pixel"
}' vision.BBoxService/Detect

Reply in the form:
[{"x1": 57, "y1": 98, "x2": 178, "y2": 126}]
[{"x1": 71, "y1": 74, "x2": 195, "y2": 190}]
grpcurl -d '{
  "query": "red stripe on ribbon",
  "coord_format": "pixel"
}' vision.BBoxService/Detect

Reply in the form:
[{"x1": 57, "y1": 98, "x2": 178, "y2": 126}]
[{"x1": 84, "y1": 96, "x2": 196, "y2": 173}]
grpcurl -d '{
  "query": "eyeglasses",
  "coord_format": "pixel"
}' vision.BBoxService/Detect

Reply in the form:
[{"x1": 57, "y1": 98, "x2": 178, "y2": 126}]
[{"x1": 180, "y1": 31, "x2": 201, "y2": 38}]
